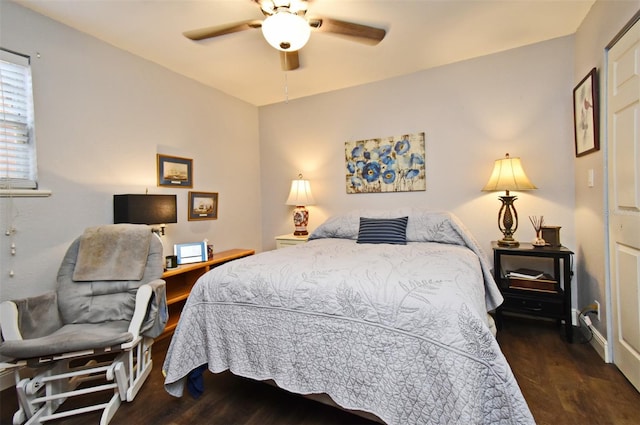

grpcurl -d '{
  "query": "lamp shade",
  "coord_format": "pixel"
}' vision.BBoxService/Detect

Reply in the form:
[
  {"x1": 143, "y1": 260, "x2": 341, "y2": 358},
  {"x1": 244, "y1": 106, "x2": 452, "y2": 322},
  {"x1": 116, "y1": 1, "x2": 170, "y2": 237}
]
[
  {"x1": 481, "y1": 153, "x2": 537, "y2": 192},
  {"x1": 114, "y1": 194, "x2": 177, "y2": 225},
  {"x1": 285, "y1": 177, "x2": 315, "y2": 206},
  {"x1": 261, "y1": 11, "x2": 311, "y2": 51}
]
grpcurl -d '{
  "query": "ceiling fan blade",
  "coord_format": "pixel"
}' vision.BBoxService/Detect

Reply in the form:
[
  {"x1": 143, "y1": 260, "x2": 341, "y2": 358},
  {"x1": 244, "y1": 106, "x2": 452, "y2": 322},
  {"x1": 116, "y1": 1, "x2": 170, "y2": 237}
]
[
  {"x1": 183, "y1": 20, "x2": 263, "y2": 41},
  {"x1": 280, "y1": 51, "x2": 300, "y2": 71},
  {"x1": 311, "y1": 18, "x2": 386, "y2": 45}
]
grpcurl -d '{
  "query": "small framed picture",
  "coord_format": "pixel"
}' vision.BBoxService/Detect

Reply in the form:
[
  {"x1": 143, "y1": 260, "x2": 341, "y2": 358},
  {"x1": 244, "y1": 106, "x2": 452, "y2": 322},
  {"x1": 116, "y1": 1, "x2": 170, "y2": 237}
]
[
  {"x1": 573, "y1": 68, "x2": 599, "y2": 157},
  {"x1": 157, "y1": 154, "x2": 193, "y2": 187},
  {"x1": 188, "y1": 191, "x2": 218, "y2": 221}
]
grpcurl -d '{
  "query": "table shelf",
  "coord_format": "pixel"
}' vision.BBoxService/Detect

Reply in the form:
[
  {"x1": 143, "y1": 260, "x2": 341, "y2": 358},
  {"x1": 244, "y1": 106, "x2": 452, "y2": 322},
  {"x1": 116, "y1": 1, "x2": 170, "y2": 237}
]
[{"x1": 159, "y1": 248, "x2": 254, "y2": 340}]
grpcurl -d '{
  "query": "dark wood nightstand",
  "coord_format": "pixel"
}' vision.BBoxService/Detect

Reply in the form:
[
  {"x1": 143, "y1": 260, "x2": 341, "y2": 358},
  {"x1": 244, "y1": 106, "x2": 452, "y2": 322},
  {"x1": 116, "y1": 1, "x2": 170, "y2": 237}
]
[{"x1": 492, "y1": 242, "x2": 574, "y2": 342}]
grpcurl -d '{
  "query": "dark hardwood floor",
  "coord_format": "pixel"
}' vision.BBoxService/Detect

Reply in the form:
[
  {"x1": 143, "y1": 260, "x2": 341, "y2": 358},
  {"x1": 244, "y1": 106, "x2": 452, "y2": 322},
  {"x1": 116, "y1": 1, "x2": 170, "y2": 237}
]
[
  {"x1": 1, "y1": 317, "x2": 639, "y2": 424},
  {"x1": 496, "y1": 317, "x2": 640, "y2": 425}
]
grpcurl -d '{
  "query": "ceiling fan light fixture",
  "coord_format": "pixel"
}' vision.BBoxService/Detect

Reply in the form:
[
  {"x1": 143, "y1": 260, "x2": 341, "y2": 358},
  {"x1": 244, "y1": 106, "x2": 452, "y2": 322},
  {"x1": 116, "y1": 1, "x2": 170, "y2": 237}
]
[{"x1": 262, "y1": 11, "x2": 311, "y2": 51}]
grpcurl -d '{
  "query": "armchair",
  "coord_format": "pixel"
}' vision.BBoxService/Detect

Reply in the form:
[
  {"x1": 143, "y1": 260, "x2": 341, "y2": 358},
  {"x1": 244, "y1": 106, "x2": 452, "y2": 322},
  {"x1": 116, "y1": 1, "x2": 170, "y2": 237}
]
[{"x1": 0, "y1": 224, "x2": 167, "y2": 425}]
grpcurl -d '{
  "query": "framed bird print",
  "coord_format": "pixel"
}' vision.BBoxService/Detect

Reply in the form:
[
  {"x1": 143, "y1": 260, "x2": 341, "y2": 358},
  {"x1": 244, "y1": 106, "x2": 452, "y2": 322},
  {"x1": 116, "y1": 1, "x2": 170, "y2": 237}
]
[{"x1": 573, "y1": 68, "x2": 599, "y2": 157}]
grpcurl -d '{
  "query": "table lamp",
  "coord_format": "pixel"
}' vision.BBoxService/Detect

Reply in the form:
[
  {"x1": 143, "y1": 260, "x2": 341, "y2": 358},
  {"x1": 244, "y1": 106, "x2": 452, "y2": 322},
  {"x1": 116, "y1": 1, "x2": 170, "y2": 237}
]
[
  {"x1": 482, "y1": 153, "x2": 537, "y2": 246},
  {"x1": 285, "y1": 174, "x2": 315, "y2": 236}
]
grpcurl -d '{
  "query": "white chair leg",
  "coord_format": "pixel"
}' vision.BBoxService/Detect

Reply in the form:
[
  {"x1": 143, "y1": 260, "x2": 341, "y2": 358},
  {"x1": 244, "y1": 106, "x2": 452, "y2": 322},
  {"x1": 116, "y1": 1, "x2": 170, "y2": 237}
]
[
  {"x1": 8, "y1": 337, "x2": 155, "y2": 424},
  {"x1": 15, "y1": 377, "x2": 38, "y2": 419},
  {"x1": 108, "y1": 361, "x2": 128, "y2": 401},
  {"x1": 100, "y1": 393, "x2": 122, "y2": 425},
  {"x1": 12, "y1": 408, "x2": 26, "y2": 425},
  {"x1": 23, "y1": 408, "x2": 47, "y2": 425}
]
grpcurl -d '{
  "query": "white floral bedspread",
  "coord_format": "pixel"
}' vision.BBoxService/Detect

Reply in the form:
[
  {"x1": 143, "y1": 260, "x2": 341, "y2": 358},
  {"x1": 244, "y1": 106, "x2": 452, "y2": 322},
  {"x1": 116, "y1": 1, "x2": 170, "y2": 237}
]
[{"x1": 163, "y1": 210, "x2": 534, "y2": 424}]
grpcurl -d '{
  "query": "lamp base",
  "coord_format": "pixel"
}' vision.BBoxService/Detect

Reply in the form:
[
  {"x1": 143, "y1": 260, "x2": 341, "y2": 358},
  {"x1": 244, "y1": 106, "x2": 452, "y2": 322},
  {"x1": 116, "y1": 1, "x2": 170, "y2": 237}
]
[
  {"x1": 497, "y1": 238, "x2": 520, "y2": 247},
  {"x1": 496, "y1": 194, "x2": 520, "y2": 248},
  {"x1": 292, "y1": 206, "x2": 309, "y2": 236}
]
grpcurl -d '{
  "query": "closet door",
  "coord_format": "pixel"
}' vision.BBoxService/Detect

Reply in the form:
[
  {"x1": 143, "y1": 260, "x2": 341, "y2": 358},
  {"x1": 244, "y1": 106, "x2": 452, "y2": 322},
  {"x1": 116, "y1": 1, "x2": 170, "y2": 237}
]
[{"x1": 607, "y1": 13, "x2": 640, "y2": 392}]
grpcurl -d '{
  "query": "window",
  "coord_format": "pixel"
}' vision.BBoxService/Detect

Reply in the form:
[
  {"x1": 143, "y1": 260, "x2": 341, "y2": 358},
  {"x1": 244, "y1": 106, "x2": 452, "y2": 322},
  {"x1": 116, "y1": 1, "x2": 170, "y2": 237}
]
[{"x1": 0, "y1": 48, "x2": 37, "y2": 190}]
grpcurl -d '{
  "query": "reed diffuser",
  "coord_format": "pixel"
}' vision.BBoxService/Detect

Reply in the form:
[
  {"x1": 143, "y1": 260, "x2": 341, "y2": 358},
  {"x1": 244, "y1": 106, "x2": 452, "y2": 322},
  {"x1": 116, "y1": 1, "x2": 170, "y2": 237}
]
[{"x1": 529, "y1": 216, "x2": 546, "y2": 246}]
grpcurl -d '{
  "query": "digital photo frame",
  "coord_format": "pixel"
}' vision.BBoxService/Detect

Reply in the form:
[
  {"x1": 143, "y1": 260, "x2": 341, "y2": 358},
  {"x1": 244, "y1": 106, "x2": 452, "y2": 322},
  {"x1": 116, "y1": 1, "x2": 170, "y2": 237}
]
[{"x1": 174, "y1": 242, "x2": 207, "y2": 265}]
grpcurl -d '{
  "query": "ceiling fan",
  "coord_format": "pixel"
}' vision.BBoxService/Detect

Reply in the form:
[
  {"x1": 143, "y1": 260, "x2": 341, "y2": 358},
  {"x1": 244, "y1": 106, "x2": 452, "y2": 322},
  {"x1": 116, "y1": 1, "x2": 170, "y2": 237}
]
[{"x1": 183, "y1": 0, "x2": 386, "y2": 71}]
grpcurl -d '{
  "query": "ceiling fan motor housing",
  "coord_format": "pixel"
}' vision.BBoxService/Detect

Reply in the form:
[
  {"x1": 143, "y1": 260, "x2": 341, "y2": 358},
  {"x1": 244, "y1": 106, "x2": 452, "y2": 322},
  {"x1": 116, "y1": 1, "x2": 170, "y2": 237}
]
[{"x1": 256, "y1": 0, "x2": 309, "y2": 16}]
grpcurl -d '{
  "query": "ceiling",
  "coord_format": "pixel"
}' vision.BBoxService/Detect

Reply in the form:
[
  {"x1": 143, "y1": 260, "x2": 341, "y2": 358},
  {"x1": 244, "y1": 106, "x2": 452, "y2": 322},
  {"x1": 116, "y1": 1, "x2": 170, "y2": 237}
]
[{"x1": 13, "y1": 0, "x2": 595, "y2": 106}]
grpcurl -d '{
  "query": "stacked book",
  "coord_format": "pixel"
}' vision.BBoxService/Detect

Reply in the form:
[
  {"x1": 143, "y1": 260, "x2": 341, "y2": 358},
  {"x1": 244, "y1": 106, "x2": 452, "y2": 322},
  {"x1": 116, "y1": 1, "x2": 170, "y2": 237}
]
[{"x1": 506, "y1": 268, "x2": 557, "y2": 293}]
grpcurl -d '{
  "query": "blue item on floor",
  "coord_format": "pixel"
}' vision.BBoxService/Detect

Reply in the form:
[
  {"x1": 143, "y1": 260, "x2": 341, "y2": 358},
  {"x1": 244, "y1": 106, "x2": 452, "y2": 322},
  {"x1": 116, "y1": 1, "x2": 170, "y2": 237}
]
[{"x1": 187, "y1": 364, "x2": 207, "y2": 399}]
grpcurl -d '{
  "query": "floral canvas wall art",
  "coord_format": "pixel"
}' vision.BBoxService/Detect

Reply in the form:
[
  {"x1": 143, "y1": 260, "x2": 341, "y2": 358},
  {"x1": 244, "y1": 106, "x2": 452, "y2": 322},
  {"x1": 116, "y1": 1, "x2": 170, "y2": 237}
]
[{"x1": 345, "y1": 132, "x2": 426, "y2": 193}]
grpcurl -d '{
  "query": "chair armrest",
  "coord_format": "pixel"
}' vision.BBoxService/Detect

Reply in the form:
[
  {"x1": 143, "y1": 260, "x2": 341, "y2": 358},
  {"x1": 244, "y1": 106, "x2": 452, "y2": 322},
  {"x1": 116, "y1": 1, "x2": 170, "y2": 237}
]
[
  {"x1": 127, "y1": 279, "x2": 165, "y2": 338},
  {"x1": 0, "y1": 301, "x2": 23, "y2": 341}
]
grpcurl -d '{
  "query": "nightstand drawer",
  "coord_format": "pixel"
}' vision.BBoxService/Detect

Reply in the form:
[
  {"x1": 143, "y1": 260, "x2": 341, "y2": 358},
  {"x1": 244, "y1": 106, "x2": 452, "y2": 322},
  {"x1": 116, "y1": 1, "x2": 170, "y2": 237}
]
[
  {"x1": 501, "y1": 295, "x2": 564, "y2": 317},
  {"x1": 275, "y1": 233, "x2": 309, "y2": 249},
  {"x1": 276, "y1": 240, "x2": 302, "y2": 248}
]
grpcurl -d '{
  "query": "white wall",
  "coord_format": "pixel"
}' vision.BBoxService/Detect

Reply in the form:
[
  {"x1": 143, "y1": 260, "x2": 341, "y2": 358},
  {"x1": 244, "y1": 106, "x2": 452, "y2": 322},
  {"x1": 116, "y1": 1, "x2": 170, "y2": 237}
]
[
  {"x1": 0, "y1": 1, "x2": 262, "y2": 301},
  {"x1": 259, "y1": 37, "x2": 577, "y2": 273},
  {"x1": 573, "y1": 1, "x2": 638, "y2": 342},
  {"x1": 4, "y1": 0, "x2": 623, "y2": 333}
]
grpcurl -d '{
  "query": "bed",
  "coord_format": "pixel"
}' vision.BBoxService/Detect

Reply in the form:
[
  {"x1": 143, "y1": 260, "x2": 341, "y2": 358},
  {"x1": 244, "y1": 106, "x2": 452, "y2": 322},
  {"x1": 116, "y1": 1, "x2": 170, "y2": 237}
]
[{"x1": 162, "y1": 209, "x2": 535, "y2": 424}]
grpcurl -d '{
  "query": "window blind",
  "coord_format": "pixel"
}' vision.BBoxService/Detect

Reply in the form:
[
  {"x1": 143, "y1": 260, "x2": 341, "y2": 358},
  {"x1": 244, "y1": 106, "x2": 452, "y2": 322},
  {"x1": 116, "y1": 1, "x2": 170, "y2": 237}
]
[{"x1": 0, "y1": 49, "x2": 37, "y2": 189}]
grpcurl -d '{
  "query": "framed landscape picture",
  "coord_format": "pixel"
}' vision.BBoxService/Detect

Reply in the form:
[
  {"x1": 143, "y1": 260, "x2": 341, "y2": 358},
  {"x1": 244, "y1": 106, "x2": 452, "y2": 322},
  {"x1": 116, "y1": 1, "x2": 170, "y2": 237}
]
[
  {"x1": 157, "y1": 154, "x2": 193, "y2": 187},
  {"x1": 188, "y1": 191, "x2": 218, "y2": 221}
]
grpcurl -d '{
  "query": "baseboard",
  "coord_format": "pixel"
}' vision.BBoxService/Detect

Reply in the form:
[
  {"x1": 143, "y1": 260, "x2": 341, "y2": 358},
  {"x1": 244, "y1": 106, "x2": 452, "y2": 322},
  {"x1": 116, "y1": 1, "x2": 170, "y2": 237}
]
[
  {"x1": 589, "y1": 325, "x2": 609, "y2": 363},
  {"x1": 573, "y1": 308, "x2": 609, "y2": 363}
]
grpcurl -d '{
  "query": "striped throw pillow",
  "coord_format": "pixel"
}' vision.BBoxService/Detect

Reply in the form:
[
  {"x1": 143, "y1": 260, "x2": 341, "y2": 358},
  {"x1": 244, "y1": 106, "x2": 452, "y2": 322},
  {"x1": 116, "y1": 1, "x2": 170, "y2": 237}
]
[{"x1": 356, "y1": 216, "x2": 408, "y2": 245}]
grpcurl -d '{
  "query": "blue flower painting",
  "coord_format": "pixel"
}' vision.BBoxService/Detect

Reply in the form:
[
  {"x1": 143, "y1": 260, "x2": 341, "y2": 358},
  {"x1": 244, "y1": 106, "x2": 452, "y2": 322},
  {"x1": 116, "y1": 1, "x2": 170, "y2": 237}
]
[{"x1": 345, "y1": 132, "x2": 426, "y2": 193}]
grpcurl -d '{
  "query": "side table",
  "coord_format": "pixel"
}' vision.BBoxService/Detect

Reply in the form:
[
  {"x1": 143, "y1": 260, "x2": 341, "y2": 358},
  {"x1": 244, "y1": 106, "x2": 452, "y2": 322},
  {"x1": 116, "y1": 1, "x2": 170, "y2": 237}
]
[
  {"x1": 492, "y1": 242, "x2": 574, "y2": 342},
  {"x1": 275, "y1": 233, "x2": 309, "y2": 249}
]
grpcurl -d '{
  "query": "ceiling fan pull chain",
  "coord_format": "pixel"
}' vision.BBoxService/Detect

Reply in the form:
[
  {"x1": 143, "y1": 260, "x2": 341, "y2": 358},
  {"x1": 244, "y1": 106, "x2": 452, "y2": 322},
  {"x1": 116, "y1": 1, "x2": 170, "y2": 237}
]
[
  {"x1": 284, "y1": 53, "x2": 289, "y2": 103},
  {"x1": 284, "y1": 71, "x2": 289, "y2": 103}
]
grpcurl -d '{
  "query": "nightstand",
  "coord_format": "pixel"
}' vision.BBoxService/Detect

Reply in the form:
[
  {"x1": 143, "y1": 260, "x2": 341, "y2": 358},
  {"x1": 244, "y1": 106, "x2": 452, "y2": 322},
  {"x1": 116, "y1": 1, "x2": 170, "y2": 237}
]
[
  {"x1": 275, "y1": 233, "x2": 309, "y2": 249},
  {"x1": 492, "y1": 242, "x2": 574, "y2": 342}
]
